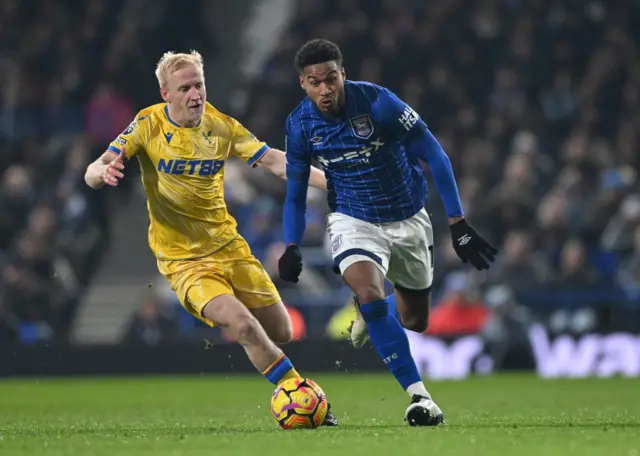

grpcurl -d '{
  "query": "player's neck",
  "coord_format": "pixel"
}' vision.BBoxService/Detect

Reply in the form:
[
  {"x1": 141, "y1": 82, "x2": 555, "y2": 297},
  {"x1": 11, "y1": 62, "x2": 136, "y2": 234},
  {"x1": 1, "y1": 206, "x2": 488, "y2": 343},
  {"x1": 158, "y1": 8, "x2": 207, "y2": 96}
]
[{"x1": 181, "y1": 119, "x2": 200, "y2": 128}]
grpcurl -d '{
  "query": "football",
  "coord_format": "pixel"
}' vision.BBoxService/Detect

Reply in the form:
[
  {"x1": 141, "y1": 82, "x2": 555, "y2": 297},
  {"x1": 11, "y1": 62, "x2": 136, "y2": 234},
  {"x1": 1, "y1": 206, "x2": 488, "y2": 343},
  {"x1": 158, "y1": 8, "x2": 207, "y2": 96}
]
[{"x1": 270, "y1": 377, "x2": 328, "y2": 429}]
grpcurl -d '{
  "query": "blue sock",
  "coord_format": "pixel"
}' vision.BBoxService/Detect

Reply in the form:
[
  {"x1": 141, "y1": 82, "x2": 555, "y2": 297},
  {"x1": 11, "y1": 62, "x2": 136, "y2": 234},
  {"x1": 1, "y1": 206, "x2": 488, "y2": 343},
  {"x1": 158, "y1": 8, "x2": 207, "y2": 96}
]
[
  {"x1": 262, "y1": 354, "x2": 300, "y2": 385},
  {"x1": 386, "y1": 293, "x2": 399, "y2": 320},
  {"x1": 360, "y1": 298, "x2": 421, "y2": 390}
]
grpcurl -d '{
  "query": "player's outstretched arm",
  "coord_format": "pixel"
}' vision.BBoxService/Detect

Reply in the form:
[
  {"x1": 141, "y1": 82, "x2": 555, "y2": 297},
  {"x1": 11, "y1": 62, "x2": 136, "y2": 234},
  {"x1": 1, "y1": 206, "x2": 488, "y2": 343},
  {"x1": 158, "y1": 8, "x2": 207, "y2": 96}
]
[
  {"x1": 86, "y1": 113, "x2": 146, "y2": 189},
  {"x1": 84, "y1": 149, "x2": 125, "y2": 190},
  {"x1": 257, "y1": 148, "x2": 327, "y2": 190}
]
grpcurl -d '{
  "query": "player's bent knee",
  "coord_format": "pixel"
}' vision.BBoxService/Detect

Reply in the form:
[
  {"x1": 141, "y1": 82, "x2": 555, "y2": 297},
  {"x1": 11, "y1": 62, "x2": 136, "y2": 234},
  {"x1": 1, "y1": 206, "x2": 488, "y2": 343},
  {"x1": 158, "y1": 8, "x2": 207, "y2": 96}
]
[
  {"x1": 344, "y1": 271, "x2": 386, "y2": 304},
  {"x1": 268, "y1": 321, "x2": 293, "y2": 345},
  {"x1": 401, "y1": 314, "x2": 429, "y2": 333},
  {"x1": 342, "y1": 261, "x2": 386, "y2": 304},
  {"x1": 395, "y1": 284, "x2": 432, "y2": 332},
  {"x1": 395, "y1": 283, "x2": 432, "y2": 304},
  {"x1": 201, "y1": 295, "x2": 265, "y2": 346},
  {"x1": 250, "y1": 302, "x2": 293, "y2": 344},
  {"x1": 232, "y1": 314, "x2": 264, "y2": 345},
  {"x1": 395, "y1": 285, "x2": 432, "y2": 312},
  {"x1": 355, "y1": 285, "x2": 386, "y2": 305}
]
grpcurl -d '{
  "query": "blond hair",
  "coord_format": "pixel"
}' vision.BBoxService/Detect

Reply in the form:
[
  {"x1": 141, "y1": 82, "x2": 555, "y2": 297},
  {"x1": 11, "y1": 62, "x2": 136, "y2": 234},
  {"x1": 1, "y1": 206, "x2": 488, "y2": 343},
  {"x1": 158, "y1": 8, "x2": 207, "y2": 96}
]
[{"x1": 155, "y1": 50, "x2": 204, "y2": 88}]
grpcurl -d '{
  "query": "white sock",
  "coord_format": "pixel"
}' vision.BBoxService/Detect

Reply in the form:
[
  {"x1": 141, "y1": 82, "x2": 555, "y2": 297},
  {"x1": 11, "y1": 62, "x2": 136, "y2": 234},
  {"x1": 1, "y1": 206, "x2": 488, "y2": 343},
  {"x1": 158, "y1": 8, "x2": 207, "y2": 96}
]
[{"x1": 406, "y1": 381, "x2": 430, "y2": 399}]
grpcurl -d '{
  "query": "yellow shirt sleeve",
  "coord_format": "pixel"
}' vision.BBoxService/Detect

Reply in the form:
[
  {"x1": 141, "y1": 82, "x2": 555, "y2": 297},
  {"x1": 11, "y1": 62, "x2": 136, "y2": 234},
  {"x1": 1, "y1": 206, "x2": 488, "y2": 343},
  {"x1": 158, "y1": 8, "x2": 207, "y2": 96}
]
[
  {"x1": 107, "y1": 112, "x2": 150, "y2": 159},
  {"x1": 228, "y1": 117, "x2": 269, "y2": 167}
]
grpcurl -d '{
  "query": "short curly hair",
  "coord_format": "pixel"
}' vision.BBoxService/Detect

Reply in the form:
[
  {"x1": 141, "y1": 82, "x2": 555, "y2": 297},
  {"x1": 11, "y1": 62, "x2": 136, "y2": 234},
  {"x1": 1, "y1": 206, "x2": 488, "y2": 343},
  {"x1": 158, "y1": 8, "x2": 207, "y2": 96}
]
[{"x1": 294, "y1": 39, "x2": 343, "y2": 73}]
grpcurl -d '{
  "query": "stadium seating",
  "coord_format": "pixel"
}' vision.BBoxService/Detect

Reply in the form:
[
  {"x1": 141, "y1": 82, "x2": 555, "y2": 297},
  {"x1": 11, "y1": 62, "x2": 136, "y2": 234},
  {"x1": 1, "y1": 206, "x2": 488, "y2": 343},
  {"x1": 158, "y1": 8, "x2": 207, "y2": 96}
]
[
  {"x1": 229, "y1": 0, "x2": 640, "y2": 333},
  {"x1": 1, "y1": 0, "x2": 638, "y2": 344},
  {"x1": 0, "y1": 0, "x2": 216, "y2": 343}
]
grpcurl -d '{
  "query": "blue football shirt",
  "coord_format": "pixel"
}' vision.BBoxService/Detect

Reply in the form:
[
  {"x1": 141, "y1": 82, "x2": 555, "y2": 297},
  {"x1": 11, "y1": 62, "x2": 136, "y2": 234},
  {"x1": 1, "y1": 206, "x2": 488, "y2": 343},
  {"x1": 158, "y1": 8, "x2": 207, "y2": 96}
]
[{"x1": 285, "y1": 80, "x2": 429, "y2": 224}]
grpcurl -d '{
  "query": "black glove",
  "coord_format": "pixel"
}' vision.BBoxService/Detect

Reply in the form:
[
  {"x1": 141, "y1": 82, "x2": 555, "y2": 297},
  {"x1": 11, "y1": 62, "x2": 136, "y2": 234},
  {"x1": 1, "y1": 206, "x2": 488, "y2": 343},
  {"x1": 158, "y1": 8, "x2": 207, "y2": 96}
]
[
  {"x1": 278, "y1": 244, "x2": 303, "y2": 283},
  {"x1": 449, "y1": 219, "x2": 498, "y2": 271}
]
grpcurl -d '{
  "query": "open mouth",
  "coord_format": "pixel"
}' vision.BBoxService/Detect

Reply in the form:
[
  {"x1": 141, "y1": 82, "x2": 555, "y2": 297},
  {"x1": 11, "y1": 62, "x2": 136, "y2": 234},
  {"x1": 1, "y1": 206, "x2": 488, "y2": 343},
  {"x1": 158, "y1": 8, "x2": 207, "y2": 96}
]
[{"x1": 320, "y1": 99, "x2": 333, "y2": 109}]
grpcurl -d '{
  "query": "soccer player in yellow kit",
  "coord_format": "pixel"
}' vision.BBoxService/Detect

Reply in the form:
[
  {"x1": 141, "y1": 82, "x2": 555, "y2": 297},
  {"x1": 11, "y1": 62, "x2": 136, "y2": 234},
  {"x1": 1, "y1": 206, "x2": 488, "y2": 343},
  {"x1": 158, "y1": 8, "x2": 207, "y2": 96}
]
[{"x1": 84, "y1": 50, "x2": 338, "y2": 425}]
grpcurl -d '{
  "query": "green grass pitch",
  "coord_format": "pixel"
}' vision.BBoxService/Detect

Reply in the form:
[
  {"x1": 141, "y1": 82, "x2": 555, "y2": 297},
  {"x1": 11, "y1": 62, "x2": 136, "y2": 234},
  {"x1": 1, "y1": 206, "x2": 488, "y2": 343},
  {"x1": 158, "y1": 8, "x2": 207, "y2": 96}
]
[{"x1": 1, "y1": 374, "x2": 638, "y2": 455}]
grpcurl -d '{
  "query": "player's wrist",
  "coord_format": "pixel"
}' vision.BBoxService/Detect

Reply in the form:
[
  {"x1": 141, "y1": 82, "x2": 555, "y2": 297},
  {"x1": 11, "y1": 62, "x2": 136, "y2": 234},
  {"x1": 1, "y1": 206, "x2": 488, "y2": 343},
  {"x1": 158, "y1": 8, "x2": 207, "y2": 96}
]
[
  {"x1": 85, "y1": 164, "x2": 106, "y2": 189},
  {"x1": 286, "y1": 243, "x2": 301, "y2": 255},
  {"x1": 448, "y1": 216, "x2": 465, "y2": 226}
]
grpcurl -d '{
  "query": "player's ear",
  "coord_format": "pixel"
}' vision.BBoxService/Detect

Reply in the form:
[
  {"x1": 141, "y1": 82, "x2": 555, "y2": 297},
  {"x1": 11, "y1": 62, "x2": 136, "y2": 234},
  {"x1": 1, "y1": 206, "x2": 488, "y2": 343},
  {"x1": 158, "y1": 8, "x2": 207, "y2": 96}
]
[
  {"x1": 299, "y1": 75, "x2": 305, "y2": 90},
  {"x1": 159, "y1": 86, "x2": 169, "y2": 102},
  {"x1": 341, "y1": 68, "x2": 346, "y2": 80}
]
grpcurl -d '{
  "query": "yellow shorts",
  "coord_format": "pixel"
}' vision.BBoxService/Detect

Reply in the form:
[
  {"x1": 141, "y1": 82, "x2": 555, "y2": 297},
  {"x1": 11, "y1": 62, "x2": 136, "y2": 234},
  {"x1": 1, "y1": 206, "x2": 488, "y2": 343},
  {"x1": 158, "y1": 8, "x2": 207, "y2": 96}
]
[{"x1": 157, "y1": 236, "x2": 281, "y2": 327}]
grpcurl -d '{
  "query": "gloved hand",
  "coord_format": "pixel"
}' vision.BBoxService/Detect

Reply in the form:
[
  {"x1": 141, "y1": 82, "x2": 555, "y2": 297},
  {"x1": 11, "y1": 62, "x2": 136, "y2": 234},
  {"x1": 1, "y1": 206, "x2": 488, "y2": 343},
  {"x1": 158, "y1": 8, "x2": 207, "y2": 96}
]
[
  {"x1": 449, "y1": 219, "x2": 498, "y2": 270},
  {"x1": 278, "y1": 244, "x2": 303, "y2": 283}
]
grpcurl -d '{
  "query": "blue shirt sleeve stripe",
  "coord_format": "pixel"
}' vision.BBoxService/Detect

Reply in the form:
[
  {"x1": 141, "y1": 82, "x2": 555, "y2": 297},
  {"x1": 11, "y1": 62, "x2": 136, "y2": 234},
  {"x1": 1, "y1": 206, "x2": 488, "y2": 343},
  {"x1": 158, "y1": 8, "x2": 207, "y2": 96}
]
[
  {"x1": 247, "y1": 144, "x2": 270, "y2": 167},
  {"x1": 108, "y1": 145, "x2": 122, "y2": 154}
]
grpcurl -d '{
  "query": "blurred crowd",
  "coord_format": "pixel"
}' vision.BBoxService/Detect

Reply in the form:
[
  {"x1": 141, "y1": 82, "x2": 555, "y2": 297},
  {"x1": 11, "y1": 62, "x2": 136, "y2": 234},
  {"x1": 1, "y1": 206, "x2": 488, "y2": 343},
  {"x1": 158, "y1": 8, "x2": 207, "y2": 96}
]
[
  {"x1": 2, "y1": 0, "x2": 640, "y2": 345},
  {"x1": 221, "y1": 0, "x2": 640, "y2": 341},
  {"x1": 0, "y1": 0, "x2": 214, "y2": 343}
]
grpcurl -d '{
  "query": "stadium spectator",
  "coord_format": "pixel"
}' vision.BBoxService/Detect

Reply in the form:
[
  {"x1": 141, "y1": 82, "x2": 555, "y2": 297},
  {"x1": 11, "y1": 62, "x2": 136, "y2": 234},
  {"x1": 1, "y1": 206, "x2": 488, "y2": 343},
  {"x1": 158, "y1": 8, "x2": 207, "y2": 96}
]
[
  {"x1": 3, "y1": 0, "x2": 639, "y2": 343},
  {"x1": 0, "y1": 0, "x2": 215, "y2": 342},
  {"x1": 124, "y1": 292, "x2": 178, "y2": 346},
  {"x1": 229, "y1": 0, "x2": 640, "y2": 326},
  {"x1": 427, "y1": 273, "x2": 490, "y2": 337}
]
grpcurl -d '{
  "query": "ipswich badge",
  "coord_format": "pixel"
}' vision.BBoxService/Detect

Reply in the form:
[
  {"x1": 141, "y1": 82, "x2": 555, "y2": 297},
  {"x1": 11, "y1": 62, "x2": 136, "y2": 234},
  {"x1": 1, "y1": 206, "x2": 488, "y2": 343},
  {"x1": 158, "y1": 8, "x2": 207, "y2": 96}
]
[{"x1": 349, "y1": 115, "x2": 374, "y2": 139}]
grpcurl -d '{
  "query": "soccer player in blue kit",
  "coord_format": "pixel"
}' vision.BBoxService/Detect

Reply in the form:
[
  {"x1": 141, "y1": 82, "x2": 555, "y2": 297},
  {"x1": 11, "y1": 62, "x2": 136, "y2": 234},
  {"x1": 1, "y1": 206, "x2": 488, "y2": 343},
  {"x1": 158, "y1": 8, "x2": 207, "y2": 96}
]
[{"x1": 278, "y1": 39, "x2": 497, "y2": 426}]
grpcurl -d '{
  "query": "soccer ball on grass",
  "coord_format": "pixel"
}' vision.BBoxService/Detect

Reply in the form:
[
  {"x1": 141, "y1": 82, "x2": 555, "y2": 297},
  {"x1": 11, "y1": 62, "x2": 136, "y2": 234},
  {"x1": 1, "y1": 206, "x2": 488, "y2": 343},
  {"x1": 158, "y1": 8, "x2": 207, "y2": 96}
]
[{"x1": 270, "y1": 377, "x2": 328, "y2": 429}]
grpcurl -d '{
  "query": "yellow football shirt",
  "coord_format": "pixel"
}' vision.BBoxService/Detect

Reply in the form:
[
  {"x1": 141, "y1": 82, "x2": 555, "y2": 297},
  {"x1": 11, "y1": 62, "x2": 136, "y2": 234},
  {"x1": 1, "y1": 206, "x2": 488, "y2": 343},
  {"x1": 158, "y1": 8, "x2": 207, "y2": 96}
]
[{"x1": 107, "y1": 102, "x2": 269, "y2": 260}]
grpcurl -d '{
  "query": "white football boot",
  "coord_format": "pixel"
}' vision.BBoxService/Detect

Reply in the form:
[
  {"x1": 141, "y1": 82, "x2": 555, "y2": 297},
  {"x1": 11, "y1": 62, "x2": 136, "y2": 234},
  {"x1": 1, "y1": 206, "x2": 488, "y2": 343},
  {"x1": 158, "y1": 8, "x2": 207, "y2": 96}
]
[
  {"x1": 349, "y1": 296, "x2": 370, "y2": 348},
  {"x1": 404, "y1": 395, "x2": 445, "y2": 426}
]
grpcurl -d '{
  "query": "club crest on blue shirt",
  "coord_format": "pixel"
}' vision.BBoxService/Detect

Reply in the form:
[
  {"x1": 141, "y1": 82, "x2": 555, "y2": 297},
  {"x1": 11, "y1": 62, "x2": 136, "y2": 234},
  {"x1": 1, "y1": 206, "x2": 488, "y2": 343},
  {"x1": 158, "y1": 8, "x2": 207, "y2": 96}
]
[{"x1": 349, "y1": 115, "x2": 374, "y2": 139}]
